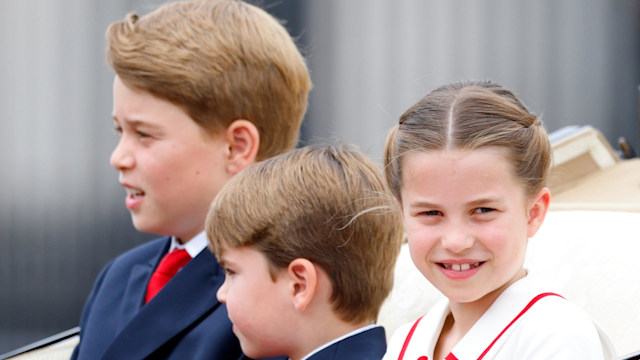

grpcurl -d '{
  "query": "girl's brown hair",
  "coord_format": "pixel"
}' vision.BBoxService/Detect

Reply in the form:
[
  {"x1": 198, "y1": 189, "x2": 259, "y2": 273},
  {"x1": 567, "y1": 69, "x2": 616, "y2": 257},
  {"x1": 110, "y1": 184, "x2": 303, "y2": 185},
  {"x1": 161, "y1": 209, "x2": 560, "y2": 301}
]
[{"x1": 384, "y1": 80, "x2": 551, "y2": 200}]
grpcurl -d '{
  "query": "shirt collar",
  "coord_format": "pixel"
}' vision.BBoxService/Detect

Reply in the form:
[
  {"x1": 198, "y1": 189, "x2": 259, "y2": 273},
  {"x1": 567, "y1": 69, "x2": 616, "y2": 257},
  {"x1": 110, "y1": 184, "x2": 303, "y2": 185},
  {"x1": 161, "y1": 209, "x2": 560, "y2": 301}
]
[
  {"x1": 168, "y1": 231, "x2": 208, "y2": 258},
  {"x1": 451, "y1": 272, "x2": 549, "y2": 359}
]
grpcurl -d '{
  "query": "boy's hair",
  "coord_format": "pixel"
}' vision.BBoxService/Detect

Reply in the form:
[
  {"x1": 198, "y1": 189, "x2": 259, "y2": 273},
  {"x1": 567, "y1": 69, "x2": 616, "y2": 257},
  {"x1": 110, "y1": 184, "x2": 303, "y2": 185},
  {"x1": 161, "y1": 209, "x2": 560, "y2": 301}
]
[
  {"x1": 207, "y1": 145, "x2": 403, "y2": 324},
  {"x1": 384, "y1": 80, "x2": 551, "y2": 200},
  {"x1": 106, "y1": 0, "x2": 311, "y2": 160}
]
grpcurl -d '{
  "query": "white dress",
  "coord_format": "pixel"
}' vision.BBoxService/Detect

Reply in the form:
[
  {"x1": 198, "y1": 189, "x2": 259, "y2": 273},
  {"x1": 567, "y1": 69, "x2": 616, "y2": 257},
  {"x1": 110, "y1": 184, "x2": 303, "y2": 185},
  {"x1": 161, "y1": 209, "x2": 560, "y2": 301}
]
[{"x1": 383, "y1": 273, "x2": 615, "y2": 360}]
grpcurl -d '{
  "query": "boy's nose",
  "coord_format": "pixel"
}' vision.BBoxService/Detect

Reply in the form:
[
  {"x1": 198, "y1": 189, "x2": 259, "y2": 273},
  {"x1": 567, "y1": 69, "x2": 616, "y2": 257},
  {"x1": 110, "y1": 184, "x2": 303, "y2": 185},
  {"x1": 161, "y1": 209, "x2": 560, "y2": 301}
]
[
  {"x1": 216, "y1": 281, "x2": 228, "y2": 304},
  {"x1": 110, "y1": 140, "x2": 134, "y2": 170}
]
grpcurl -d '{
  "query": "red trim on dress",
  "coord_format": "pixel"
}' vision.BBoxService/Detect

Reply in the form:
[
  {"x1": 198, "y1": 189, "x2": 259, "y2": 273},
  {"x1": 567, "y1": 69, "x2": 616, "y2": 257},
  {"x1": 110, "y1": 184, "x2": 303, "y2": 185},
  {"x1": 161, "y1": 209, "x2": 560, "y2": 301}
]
[
  {"x1": 397, "y1": 292, "x2": 564, "y2": 360},
  {"x1": 398, "y1": 315, "x2": 424, "y2": 360},
  {"x1": 476, "y1": 292, "x2": 563, "y2": 359}
]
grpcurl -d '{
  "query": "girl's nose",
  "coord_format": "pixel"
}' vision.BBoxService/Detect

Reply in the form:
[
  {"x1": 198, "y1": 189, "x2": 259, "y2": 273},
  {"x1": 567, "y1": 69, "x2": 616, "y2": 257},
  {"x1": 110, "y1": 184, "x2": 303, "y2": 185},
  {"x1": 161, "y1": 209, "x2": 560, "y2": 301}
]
[{"x1": 440, "y1": 228, "x2": 475, "y2": 254}]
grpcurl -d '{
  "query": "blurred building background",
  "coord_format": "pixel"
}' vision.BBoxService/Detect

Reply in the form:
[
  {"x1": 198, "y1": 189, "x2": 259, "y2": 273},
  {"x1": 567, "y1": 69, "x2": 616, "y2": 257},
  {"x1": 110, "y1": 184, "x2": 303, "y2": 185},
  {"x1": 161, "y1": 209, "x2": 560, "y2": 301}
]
[{"x1": 1, "y1": 0, "x2": 638, "y2": 353}]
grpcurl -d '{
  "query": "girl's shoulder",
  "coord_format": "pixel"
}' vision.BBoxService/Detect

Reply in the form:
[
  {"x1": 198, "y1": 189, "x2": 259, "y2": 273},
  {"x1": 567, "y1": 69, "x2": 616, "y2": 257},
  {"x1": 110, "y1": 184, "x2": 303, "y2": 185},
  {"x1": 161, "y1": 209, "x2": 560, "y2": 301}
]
[
  {"x1": 506, "y1": 292, "x2": 614, "y2": 359},
  {"x1": 520, "y1": 293, "x2": 599, "y2": 333}
]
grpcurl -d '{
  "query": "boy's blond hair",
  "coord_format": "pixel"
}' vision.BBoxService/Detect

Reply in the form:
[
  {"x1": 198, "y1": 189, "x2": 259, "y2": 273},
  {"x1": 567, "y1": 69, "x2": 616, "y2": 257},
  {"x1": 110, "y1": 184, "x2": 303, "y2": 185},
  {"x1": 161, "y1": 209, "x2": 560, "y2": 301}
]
[
  {"x1": 207, "y1": 145, "x2": 403, "y2": 324},
  {"x1": 106, "y1": 0, "x2": 311, "y2": 160}
]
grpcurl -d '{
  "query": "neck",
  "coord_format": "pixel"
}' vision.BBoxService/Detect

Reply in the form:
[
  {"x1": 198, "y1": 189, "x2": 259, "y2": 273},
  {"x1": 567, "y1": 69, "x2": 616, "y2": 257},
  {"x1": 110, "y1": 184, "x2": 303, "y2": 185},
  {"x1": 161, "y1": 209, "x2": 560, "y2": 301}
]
[{"x1": 175, "y1": 228, "x2": 204, "y2": 244}]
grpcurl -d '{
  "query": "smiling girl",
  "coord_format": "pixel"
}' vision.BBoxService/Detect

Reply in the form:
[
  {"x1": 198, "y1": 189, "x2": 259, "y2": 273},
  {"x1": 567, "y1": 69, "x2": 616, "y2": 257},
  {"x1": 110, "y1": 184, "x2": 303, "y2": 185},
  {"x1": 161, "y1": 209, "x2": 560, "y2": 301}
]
[{"x1": 382, "y1": 81, "x2": 614, "y2": 360}]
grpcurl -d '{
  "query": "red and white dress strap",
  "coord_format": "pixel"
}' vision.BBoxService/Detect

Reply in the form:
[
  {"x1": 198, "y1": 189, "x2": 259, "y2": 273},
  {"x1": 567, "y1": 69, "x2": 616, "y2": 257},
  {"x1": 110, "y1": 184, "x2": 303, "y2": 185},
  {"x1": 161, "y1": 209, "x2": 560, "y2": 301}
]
[{"x1": 396, "y1": 292, "x2": 563, "y2": 360}]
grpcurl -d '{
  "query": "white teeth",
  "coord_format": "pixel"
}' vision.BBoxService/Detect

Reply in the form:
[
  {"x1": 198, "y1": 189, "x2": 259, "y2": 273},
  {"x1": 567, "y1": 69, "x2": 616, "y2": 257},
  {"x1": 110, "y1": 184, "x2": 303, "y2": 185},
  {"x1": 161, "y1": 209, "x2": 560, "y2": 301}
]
[
  {"x1": 445, "y1": 262, "x2": 481, "y2": 271},
  {"x1": 126, "y1": 188, "x2": 144, "y2": 197}
]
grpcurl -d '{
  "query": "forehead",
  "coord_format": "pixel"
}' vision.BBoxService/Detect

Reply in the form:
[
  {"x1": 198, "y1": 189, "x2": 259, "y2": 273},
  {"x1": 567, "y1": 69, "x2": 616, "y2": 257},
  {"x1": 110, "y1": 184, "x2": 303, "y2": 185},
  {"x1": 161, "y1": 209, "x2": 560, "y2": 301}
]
[
  {"x1": 400, "y1": 148, "x2": 524, "y2": 201},
  {"x1": 112, "y1": 76, "x2": 187, "y2": 121},
  {"x1": 219, "y1": 244, "x2": 266, "y2": 266},
  {"x1": 111, "y1": 75, "x2": 220, "y2": 138}
]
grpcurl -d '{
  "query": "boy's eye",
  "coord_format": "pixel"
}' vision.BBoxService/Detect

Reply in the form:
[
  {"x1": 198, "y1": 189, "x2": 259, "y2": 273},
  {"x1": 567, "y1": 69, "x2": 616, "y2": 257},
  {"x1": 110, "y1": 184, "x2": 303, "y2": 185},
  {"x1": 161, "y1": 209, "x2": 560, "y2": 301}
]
[
  {"x1": 113, "y1": 126, "x2": 123, "y2": 135},
  {"x1": 136, "y1": 130, "x2": 150, "y2": 138},
  {"x1": 223, "y1": 268, "x2": 235, "y2": 276}
]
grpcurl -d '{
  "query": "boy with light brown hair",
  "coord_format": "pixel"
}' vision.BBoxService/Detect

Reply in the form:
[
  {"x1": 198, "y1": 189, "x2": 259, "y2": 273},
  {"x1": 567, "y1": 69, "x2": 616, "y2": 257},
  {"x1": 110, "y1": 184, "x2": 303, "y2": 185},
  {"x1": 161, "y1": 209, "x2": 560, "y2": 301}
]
[
  {"x1": 72, "y1": 1, "x2": 311, "y2": 359},
  {"x1": 206, "y1": 144, "x2": 404, "y2": 360}
]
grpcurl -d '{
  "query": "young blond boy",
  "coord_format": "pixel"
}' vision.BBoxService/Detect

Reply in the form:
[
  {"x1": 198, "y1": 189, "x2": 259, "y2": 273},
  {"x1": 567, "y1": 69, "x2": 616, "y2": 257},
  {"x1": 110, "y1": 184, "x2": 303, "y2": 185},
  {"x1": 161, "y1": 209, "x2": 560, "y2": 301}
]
[
  {"x1": 206, "y1": 145, "x2": 404, "y2": 360},
  {"x1": 72, "y1": 1, "x2": 311, "y2": 359}
]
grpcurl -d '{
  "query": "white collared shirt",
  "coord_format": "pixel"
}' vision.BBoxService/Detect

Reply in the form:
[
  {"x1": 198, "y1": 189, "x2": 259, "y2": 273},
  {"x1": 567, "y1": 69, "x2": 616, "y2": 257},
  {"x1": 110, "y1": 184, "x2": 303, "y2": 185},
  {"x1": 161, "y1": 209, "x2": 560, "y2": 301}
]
[{"x1": 168, "y1": 231, "x2": 208, "y2": 259}]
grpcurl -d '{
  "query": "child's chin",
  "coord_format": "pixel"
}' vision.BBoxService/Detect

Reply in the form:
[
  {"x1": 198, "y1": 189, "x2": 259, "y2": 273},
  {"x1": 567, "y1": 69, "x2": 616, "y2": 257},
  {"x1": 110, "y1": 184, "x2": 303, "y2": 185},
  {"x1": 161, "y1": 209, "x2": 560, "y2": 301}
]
[
  {"x1": 131, "y1": 217, "x2": 166, "y2": 236},
  {"x1": 441, "y1": 290, "x2": 485, "y2": 304},
  {"x1": 240, "y1": 346, "x2": 266, "y2": 360},
  {"x1": 240, "y1": 341, "x2": 281, "y2": 360}
]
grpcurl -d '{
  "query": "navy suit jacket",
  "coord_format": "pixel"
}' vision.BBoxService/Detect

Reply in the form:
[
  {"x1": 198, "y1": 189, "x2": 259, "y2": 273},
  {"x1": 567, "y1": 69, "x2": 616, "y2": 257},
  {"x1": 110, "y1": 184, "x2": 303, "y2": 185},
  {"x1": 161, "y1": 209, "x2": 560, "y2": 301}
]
[
  {"x1": 71, "y1": 236, "x2": 242, "y2": 360},
  {"x1": 306, "y1": 326, "x2": 387, "y2": 360}
]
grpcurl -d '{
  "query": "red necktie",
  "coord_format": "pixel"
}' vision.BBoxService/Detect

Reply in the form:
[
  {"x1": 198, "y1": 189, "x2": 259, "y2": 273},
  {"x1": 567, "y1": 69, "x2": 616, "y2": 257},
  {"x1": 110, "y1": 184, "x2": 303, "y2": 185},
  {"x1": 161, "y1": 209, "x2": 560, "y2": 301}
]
[{"x1": 145, "y1": 249, "x2": 191, "y2": 303}]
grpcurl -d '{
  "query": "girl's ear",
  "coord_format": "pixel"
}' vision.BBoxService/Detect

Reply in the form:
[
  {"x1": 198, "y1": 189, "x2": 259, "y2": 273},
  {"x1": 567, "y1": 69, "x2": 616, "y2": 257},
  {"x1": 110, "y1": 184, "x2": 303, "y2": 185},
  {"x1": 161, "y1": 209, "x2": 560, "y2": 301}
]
[
  {"x1": 526, "y1": 187, "x2": 551, "y2": 238},
  {"x1": 287, "y1": 258, "x2": 317, "y2": 312},
  {"x1": 223, "y1": 119, "x2": 260, "y2": 175}
]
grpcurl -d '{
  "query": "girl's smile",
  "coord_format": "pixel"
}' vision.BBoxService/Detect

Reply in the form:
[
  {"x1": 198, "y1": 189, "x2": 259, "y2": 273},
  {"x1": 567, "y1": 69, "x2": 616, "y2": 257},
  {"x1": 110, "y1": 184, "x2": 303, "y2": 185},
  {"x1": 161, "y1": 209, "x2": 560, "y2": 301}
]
[
  {"x1": 438, "y1": 260, "x2": 485, "y2": 280},
  {"x1": 400, "y1": 147, "x2": 548, "y2": 308}
]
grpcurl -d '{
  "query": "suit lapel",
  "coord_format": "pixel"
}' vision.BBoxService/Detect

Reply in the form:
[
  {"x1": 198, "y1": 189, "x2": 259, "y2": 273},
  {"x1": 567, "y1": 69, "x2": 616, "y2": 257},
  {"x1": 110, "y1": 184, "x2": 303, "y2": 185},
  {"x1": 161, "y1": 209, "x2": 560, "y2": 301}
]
[
  {"x1": 101, "y1": 248, "x2": 224, "y2": 360},
  {"x1": 116, "y1": 240, "x2": 168, "y2": 333}
]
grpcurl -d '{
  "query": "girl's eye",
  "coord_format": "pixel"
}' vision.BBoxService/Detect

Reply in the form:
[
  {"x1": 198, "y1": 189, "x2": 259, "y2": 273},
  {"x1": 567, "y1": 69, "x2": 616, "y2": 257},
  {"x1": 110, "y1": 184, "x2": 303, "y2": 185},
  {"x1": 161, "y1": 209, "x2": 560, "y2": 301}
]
[
  {"x1": 473, "y1": 207, "x2": 495, "y2": 214},
  {"x1": 420, "y1": 210, "x2": 442, "y2": 216},
  {"x1": 113, "y1": 126, "x2": 123, "y2": 136},
  {"x1": 223, "y1": 268, "x2": 235, "y2": 276}
]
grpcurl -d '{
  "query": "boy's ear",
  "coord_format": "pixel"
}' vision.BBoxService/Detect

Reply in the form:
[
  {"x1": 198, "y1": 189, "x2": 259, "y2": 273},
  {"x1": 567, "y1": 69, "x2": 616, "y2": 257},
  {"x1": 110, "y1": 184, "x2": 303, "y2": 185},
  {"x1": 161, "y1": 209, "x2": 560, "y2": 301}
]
[
  {"x1": 526, "y1": 187, "x2": 551, "y2": 238},
  {"x1": 223, "y1": 119, "x2": 260, "y2": 175},
  {"x1": 287, "y1": 258, "x2": 317, "y2": 312}
]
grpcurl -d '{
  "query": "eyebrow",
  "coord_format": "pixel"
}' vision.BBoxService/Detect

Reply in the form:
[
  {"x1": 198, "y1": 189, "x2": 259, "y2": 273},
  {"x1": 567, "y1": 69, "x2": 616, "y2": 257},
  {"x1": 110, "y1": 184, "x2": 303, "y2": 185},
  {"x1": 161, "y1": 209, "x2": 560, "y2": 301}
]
[
  {"x1": 408, "y1": 200, "x2": 438, "y2": 209},
  {"x1": 409, "y1": 197, "x2": 503, "y2": 209},
  {"x1": 218, "y1": 253, "x2": 236, "y2": 268},
  {"x1": 111, "y1": 116, "x2": 159, "y2": 129},
  {"x1": 467, "y1": 197, "x2": 503, "y2": 207}
]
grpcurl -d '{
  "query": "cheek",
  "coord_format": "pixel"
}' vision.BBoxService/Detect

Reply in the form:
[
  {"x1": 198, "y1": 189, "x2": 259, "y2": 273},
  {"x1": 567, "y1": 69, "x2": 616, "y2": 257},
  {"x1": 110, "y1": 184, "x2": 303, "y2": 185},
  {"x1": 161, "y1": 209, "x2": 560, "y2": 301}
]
[
  {"x1": 225, "y1": 279, "x2": 265, "y2": 317},
  {"x1": 225, "y1": 288, "x2": 251, "y2": 325},
  {"x1": 483, "y1": 223, "x2": 527, "y2": 262},
  {"x1": 480, "y1": 225, "x2": 510, "y2": 250},
  {"x1": 148, "y1": 144, "x2": 201, "y2": 177},
  {"x1": 141, "y1": 153, "x2": 178, "y2": 188},
  {"x1": 402, "y1": 215, "x2": 421, "y2": 239},
  {"x1": 406, "y1": 230, "x2": 436, "y2": 267},
  {"x1": 404, "y1": 218, "x2": 435, "y2": 249}
]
